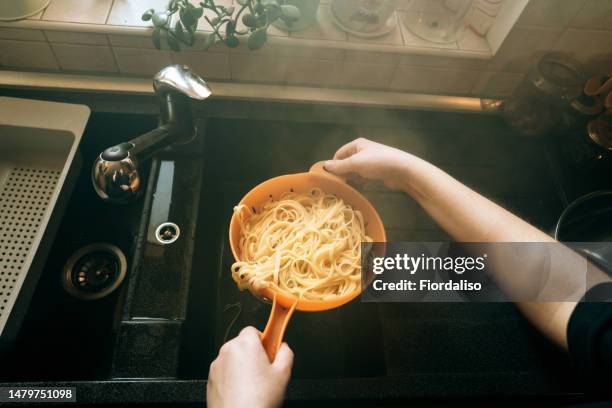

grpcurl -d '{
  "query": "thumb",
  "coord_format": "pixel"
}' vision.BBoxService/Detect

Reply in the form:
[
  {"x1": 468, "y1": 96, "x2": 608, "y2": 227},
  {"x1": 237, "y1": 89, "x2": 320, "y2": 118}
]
[
  {"x1": 324, "y1": 157, "x2": 355, "y2": 175},
  {"x1": 272, "y1": 343, "x2": 294, "y2": 373}
]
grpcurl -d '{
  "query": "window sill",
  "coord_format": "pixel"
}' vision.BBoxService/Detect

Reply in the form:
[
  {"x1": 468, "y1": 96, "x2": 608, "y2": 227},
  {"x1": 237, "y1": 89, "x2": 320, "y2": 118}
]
[{"x1": 0, "y1": 4, "x2": 492, "y2": 60}]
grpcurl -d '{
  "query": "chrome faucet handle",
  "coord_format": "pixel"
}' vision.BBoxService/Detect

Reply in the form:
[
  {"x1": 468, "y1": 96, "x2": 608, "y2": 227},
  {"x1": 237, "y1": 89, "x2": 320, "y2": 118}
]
[
  {"x1": 92, "y1": 150, "x2": 139, "y2": 204},
  {"x1": 153, "y1": 65, "x2": 211, "y2": 100}
]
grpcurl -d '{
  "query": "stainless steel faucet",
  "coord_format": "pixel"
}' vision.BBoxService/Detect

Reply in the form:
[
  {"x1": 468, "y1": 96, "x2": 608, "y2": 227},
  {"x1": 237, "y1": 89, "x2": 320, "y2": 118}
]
[{"x1": 92, "y1": 65, "x2": 211, "y2": 204}]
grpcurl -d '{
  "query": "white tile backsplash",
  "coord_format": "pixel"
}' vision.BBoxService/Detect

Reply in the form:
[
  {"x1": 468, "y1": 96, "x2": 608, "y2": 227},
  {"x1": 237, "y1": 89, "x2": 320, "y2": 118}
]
[
  {"x1": 0, "y1": 0, "x2": 611, "y2": 98},
  {"x1": 570, "y1": 0, "x2": 612, "y2": 31},
  {"x1": 517, "y1": 0, "x2": 587, "y2": 28},
  {"x1": 339, "y1": 61, "x2": 397, "y2": 90},
  {"x1": 230, "y1": 54, "x2": 288, "y2": 83},
  {"x1": 171, "y1": 51, "x2": 231, "y2": 80},
  {"x1": 389, "y1": 65, "x2": 480, "y2": 94},
  {"x1": 52, "y1": 43, "x2": 118, "y2": 72},
  {"x1": 345, "y1": 50, "x2": 401, "y2": 65},
  {"x1": 44, "y1": 30, "x2": 109, "y2": 45},
  {"x1": 488, "y1": 26, "x2": 564, "y2": 72},
  {"x1": 285, "y1": 58, "x2": 343, "y2": 87},
  {"x1": 0, "y1": 39, "x2": 59, "y2": 69},
  {"x1": 0, "y1": 28, "x2": 45, "y2": 41},
  {"x1": 470, "y1": 71, "x2": 525, "y2": 97},
  {"x1": 554, "y1": 28, "x2": 612, "y2": 72},
  {"x1": 113, "y1": 46, "x2": 172, "y2": 75}
]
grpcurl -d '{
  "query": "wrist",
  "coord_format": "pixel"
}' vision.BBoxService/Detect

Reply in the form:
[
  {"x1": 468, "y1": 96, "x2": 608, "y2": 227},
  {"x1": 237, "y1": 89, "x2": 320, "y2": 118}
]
[{"x1": 390, "y1": 153, "x2": 420, "y2": 195}]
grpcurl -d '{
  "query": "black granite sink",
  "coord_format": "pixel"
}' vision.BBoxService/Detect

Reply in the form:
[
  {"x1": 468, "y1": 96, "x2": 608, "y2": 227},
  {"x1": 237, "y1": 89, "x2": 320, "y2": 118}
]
[
  {"x1": 0, "y1": 112, "x2": 155, "y2": 381},
  {"x1": 0, "y1": 95, "x2": 596, "y2": 404}
]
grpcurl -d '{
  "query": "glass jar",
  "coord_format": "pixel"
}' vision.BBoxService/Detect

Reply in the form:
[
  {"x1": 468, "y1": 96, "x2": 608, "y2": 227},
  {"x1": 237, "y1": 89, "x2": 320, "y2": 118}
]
[
  {"x1": 503, "y1": 53, "x2": 585, "y2": 138},
  {"x1": 330, "y1": 0, "x2": 398, "y2": 37},
  {"x1": 272, "y1": 0, "x2": 320, "y2": 32},
  {"x1": 401, "y1": 0, "x2": 473, "y2": 44}
]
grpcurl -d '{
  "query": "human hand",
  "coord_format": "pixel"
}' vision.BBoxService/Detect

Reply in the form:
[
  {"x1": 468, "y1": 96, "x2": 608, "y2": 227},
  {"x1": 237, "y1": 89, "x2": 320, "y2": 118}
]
[
  {"x1": 207, "y1": 326, "x2": 294, "y2": 408},
  {"x1": 325, "y1": 138, "x2": 412, "y2": 190}
]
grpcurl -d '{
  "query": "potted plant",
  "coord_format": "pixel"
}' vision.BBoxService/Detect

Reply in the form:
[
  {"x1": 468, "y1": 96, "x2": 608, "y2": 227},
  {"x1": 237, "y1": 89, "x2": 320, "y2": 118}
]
[{"x1": 142, "y1": 0, "x2": 315, "y2": 51}]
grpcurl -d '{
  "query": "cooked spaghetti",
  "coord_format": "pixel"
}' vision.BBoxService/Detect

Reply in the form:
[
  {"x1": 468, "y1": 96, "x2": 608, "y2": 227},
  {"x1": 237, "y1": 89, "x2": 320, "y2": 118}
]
[{"x1": 231, "y1": 188, "x2": 372, "y2": 300}]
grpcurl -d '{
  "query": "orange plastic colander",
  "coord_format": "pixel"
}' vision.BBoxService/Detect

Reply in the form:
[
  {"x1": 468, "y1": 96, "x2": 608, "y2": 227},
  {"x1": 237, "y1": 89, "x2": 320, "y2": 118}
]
[{"x1": 229, "y1": 161, "x2": 386, "y2": 362}]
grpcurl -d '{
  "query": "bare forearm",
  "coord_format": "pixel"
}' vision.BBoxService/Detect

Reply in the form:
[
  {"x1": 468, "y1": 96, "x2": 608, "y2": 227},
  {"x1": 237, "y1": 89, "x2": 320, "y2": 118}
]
[
  {"x1": 398, "y1": 154, "x2": 552, "y2": 243},
  {"x1": 326, "y1": 138, "x2": 609, "y2": 350},
  {"x1": 396, "y1": 153, "x2": 576, "y2": 349}
]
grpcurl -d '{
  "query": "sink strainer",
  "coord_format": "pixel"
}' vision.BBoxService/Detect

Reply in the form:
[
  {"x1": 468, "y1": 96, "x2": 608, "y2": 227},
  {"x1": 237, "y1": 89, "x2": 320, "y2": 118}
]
[
  {"x1": 62, "y1": 243, "x2": 127, "y2": 300},
  {"x1": 1, "y1": 168, "x2": 60, "y2": 318}
]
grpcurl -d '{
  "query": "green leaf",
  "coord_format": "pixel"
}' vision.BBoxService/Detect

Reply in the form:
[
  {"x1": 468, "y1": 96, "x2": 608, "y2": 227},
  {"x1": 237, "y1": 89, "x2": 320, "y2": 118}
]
[
  {"x1": 167, "y1": 34, "x2": 181, "y2": 51},
  {"x1": 242, "y1": 13, "x2": 258, "y2": 28},
  {"x1": 226, "y1": 20, "x2": 236, "y2": 36},
  {"x1": 256, "y1": 13, "x2": 268, "y2": 26},
  {"x1": 174, "y1": 20, "x2": 185, "y2": 40},
  {"x1": 266, "y1": 3, "x2": 281, "y2": 22},
  {"x1": 186, "y1": 21, "x2": 197, "y2": 33},
  {"x1": 180, "y1": 8, "x2": 197, "y2": 27},
  {"x1": 193, "y1": 6, "x2": 204, "y2": 18},
  {"x1": 152, "y1": 11, "x2": 169, "y2": 27},
  {"x1": 247, "y1": 28, "x2": 267, "y2": 50},
  {"x1": 280, "y1": 4, "x2": 300, "y2": 21},
  {"x1": 203, "y1": 33, "x2": 216, "y2": 50},
  {"x1": 152, "y1": 27, "x2": 162, "y2": 49},
  {"x1": 236, "y1": 0, "x2": 248, "y2": 5},
  {"x1": 141, "y1": 8, "x2": 155, "y2": 21}
]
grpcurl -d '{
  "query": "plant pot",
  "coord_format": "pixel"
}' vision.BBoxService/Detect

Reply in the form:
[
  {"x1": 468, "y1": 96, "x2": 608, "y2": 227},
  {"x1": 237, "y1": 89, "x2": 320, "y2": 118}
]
[
  {"x1": 272, "y1": 0, "x2": 320, "y2": 32},
  {"x1": 330, "y1": 0, "x2": 398, "y2": 37},
  {"x1": 0, "y1": 0, "x2": 51, "y2": 21}
]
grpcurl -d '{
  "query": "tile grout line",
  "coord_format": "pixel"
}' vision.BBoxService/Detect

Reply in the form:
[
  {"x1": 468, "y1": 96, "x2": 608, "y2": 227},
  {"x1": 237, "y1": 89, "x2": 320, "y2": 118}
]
[
  {"x1": 40, "y1": 0, "x2": 50, "y2": 21},
  {"x1": 105, "y1": 0, "x2": 116, "y2": 25},
  {"x1": 567, "y1": 0, "x2": 590, "y2": 31},
  {"x1": 107, "y1": 34, "x2": 121, "y2": 74},
  {"x1": 41, "y1": 30, "x2": 62, "y2": 71},
  {"x1": 384, "y1": 58, "x2": 401, "y2": 92},
  {"x1": 109, "y1": 45, "x2": 124, "y2": 75}
]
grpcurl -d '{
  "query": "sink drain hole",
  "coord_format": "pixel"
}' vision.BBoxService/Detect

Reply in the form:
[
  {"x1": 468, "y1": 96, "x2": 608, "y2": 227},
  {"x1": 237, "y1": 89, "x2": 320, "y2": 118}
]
[
  {"x1": 62, "y1": 243, "x2": 127, "y2": 300},
  {"x1": 155, "y1": 222, "x2": 180, "y2": 244}
]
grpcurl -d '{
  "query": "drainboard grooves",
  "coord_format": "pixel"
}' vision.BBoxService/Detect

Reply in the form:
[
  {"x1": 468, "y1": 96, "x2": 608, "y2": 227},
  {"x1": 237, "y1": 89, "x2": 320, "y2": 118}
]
[{"x1": 0, "y1": 167, "x2": 60, "y2": 321}]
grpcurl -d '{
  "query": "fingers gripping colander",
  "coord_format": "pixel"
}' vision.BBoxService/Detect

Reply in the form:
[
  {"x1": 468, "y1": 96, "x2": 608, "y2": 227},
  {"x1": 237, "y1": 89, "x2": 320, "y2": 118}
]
[{"x1": 229, "y1": 161, "x2": 386, "y2": 361}]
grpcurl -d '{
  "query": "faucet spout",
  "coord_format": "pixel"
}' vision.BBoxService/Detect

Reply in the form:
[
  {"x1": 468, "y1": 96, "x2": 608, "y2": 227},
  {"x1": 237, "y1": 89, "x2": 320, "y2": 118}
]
[
  {"x1": 154, "y1": 65, "x2": 212, "y2": 101},
  {"x1": 92, "y1": 65, "x2": 210, "y2": 204}
]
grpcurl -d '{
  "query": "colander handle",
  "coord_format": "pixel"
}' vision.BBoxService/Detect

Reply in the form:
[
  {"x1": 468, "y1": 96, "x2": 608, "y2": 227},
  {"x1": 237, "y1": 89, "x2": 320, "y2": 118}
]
[
  {"x1": 261, "y1": 294, "x2": 297, "y2": 362},
  {"x1": 309, "y1": 161, "x2": 348, "y2": 184}
]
